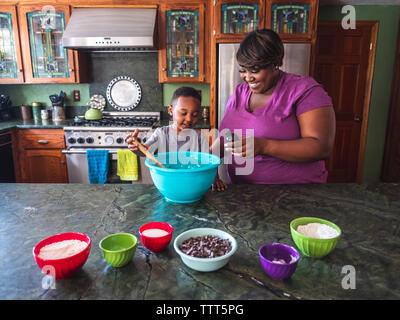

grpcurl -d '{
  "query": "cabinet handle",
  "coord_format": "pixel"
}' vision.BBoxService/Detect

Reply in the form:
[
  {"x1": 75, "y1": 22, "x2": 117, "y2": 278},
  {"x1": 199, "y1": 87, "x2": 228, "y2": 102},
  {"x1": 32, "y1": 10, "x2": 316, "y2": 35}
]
[
  {"x1": 162, "y1": 67, "x2": 166, "y2": 71},
  {"x1": 354, "y1": 117, "x2": 362, "y2": 122},
  {"x1": 60, "y1": 161, "x2": 65, "y2": 164},
  {"x1": 18, "y1": 69, "x2": 23, "y2": 72},
  {"x1": 69, "y1": 68, "x2": 74, "y2": 72},
  {"x1": 38, "y1": 140, "x2": 49, "y2": 144}
]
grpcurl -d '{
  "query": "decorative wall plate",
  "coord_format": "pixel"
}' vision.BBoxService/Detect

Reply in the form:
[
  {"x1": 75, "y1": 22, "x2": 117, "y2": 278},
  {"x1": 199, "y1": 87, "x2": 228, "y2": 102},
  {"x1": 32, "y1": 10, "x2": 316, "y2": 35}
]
[{"x1": 106, "y1": 76, "x2": 142, "y2": 111}]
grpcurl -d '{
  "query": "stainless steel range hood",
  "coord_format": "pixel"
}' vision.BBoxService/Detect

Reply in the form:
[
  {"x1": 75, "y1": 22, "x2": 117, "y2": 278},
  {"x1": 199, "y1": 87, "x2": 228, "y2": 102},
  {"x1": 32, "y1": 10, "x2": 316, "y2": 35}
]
[{"x1": 62, "y1": 7, "x2": 157, "y2": 52}]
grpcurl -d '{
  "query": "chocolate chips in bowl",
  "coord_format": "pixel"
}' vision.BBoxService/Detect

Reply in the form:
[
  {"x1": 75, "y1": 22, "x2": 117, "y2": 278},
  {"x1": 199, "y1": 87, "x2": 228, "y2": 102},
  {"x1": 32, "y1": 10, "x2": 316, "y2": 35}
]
[
  {"x1": 179, "y1": 235, "x2": 232, "y2": 258},
  {"x1": 174, "y1": 228, "x2": 237, "y2": 272}
]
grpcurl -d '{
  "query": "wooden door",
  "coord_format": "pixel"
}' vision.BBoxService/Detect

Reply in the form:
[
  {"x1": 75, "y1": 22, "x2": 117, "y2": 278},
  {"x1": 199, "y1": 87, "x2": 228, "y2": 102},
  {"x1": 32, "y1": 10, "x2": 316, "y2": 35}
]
[
  {"x1": 23, "y1": 149, "x2": 67, "y2": 183},
  {"x1": 313, "y1": 21, "x2": 378, "y2": 182},
  {"x1": 381, "y1": 22, "x2": 400, "y2": 182}
]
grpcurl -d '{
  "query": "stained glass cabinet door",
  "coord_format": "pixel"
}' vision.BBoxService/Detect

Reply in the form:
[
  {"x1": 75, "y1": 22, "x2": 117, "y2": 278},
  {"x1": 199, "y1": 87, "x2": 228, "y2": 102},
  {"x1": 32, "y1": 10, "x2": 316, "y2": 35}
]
[
  {"x1": 18, "y1": 5, "x2": 76, "y2": 83},
  {"x1": 214, "y1": 1, "x2": 265, "y2": 42},
  {"x1": 159, "y1": 4, "x2": 205, "y2": 83},
  {"x1": 0, "y1": 6, "x2": 24, "y2": 83},
  {"x1": 266, "y1": 0, "x2": 317, "y2": 41}
]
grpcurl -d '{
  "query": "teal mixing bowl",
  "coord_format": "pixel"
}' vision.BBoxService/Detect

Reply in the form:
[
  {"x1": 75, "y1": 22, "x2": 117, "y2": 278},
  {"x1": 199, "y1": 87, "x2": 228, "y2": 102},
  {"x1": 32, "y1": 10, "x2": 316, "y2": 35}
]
[{"x1": 145, "y1": 151, "x2": 221, "y2": 203}]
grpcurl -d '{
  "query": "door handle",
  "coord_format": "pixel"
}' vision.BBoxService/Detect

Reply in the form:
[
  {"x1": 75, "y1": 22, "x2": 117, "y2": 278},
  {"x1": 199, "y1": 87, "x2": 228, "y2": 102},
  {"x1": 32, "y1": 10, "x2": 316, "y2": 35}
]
[{"x1": 354, "y1": 117, "x2": 362, "y2": 122}]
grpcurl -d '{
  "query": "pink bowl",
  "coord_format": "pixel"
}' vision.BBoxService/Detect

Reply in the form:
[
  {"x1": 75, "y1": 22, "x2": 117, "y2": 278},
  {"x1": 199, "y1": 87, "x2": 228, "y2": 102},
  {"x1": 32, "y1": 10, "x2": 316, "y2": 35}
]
[
  {"x1": 33, "y1": 232, "x2": 91, "y2": 280},
  {"x1": 139, "y1": 222, "x2": 173, "y2": 252}
]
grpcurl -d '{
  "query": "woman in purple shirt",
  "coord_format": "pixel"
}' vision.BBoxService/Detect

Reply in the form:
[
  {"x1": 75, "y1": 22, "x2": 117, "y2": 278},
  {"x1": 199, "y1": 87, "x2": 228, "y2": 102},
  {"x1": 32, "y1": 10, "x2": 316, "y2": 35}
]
[{"x1": 212, "y1": 29, "x2": 335, "y2": 190}]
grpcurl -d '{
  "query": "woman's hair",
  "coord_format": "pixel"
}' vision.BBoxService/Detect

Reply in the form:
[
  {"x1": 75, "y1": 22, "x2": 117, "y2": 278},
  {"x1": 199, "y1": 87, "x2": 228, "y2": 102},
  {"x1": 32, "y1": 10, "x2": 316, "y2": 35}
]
[
  {"x1": 171, "y1": 86, "x2": 202, "y2": 106},
  {"x1": 236, "y1": 29, "x2": 284, "y2": 69}
]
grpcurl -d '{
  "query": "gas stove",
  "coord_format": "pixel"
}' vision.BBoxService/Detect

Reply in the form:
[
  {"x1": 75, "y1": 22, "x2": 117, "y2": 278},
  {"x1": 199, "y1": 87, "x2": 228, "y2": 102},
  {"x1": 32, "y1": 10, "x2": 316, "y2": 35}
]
[{"x1": 64, "y1": 111, "x2": 160, "y2": 148}]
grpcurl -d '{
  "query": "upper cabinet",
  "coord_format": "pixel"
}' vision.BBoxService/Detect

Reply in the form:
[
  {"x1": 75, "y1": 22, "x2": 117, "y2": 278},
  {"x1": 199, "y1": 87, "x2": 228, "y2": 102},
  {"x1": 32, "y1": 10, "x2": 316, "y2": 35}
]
[
  {"x1": 0, "y1": 4, "x2": 86, "y2": 84},
  {"x1": 159, "y1": 3, "x2": 205, "y2": 83},
  {"x1": 266, "y1": 0, "x2": 317, "y2": 41},
  {"x1": 0, "y1": 5, "x2": 24, "y2": 83},
  {"x1": 18, "y1": 4, "x2": 77, "y2": 83},
  {"x1": 213, "y1": 0, "x2": 318, "y2": 43},
  {"x1": 214, "y1": 0, "x2": 265, "y2": 42}
]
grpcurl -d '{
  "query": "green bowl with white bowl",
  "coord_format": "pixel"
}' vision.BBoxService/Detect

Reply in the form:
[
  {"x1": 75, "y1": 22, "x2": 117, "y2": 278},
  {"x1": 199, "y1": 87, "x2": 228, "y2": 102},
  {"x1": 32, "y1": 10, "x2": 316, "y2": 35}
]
[
  {"x1": 99, "y1": 233, "x2": 137, "y2": 267},
  {"x1": 174, "y1": 228, "x2": 237, "y2": 272},
  {"x1": 290, "y1": 217, "x2": 341, "y2": 258}
]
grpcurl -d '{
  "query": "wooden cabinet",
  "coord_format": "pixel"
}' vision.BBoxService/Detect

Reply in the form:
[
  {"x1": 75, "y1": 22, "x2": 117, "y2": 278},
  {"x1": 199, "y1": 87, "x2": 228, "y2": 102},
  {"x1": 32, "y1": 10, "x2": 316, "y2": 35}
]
[
  {"x1": 12, "y1": 129, "x2": 68, "y2": 183},
  {"x1": 266, "y1": 0, "x2": 318, "y2": 42},
  {"x1": 0, "y1": 5, "x2": 24, "y2": 83},
  {"x1": 158, "y1": 3, "x2": 205, "y2": 83},
  {"x1": 213, "y1": 0, "x2": 318, "y2": 43},
  {"x1": 214, "y1": 0, "x2": 265, "y2": 42},
  {"x1": 0, "y1": 4, "x2": 86, "y2": 84}
]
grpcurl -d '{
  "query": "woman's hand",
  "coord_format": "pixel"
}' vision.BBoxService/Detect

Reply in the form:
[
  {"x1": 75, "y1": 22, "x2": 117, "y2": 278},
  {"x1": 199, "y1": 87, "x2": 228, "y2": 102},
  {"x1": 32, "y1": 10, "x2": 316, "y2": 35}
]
[
  {"x1": 126, "y1": 128, "x2": 140, "y2": 153},
  {"x1": 212, "y1": 175, "x2": 228, "y2": 192},
  {"x1": 224, "y1": 136, "x2": 265, "y2": 158}
]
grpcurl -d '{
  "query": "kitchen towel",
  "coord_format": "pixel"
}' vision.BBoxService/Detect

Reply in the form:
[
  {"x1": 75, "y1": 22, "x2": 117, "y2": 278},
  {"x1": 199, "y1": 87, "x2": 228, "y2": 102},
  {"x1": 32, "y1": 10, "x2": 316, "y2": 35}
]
[
  {"x1": 117, "y1": 150, "x2": 138, "y2": 181},
  {"x1": 86, "y1": 149, "x2": 109, "y2": 184}
]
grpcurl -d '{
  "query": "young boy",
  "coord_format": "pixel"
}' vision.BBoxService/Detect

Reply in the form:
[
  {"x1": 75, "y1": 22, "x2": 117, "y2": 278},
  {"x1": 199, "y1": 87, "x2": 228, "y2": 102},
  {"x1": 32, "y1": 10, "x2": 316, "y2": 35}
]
[
  {"x1": 127, "y1": 86, "x2": 227, "y2": 191},
  {"x1": 127, "y1": 86, "x2": 208, "y2": 156}
]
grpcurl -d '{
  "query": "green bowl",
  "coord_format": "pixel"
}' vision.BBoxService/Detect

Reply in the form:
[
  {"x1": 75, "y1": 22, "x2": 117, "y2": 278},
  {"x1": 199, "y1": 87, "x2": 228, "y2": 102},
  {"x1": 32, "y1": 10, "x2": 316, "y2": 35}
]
[
  {"x1": 290, "y1": 217, "x2": 341, "y2": 258},
  {"x1": 99, "y1": 233, "x2": 137, "y2": 267}
]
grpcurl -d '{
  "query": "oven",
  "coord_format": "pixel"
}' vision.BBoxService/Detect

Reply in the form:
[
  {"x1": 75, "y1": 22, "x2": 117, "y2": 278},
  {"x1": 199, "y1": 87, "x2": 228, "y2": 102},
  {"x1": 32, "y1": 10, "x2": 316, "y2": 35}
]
[{"x1": 62, "y1": 112, "x2": 159, "y2": 184}]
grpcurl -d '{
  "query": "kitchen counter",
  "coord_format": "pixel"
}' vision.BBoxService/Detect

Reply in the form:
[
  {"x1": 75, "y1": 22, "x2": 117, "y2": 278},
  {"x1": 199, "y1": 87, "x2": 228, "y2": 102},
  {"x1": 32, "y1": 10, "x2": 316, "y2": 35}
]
[
  {"x1": 0, "y1": 118, "x2": 212, "y2": 131},
  {"x1": 0, "y1": 119, "x2": 73, "y2": 131},
  {"x1": 0, "y1": 183, "x2": 399, "y2": 300}
]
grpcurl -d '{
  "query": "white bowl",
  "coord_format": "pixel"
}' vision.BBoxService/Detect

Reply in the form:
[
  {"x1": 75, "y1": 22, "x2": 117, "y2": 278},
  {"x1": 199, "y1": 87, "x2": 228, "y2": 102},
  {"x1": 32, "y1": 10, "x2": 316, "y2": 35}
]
[{"x1": 173, "y1": 228, "x2": 237, "y2": 272}]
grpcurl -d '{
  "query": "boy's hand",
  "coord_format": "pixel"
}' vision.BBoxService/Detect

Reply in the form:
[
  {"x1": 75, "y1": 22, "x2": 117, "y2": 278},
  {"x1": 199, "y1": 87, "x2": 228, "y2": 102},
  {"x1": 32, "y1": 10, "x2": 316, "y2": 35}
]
[
  {"x1": 126, "y1": 128, "x2": 140, "y2": 152},
  {"x1": 212, "y1": 175, "x2": 228, "y2": 192}
]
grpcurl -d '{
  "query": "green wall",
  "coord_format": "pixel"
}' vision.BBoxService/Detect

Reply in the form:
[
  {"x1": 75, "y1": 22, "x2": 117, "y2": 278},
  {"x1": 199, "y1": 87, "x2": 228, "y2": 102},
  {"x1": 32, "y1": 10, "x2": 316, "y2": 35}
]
[
  {"x1": 163, "y1": 83, "x2": 210, "y2": 106},
  {"x1": 318, "y1": 5, "x2": 400, "y2": 182},
  {"x1": 0, "y1": 83, "x2": 89, "y2": 108},
  {"x1": 0, "y1": 82, "x2": 211, "y2": 108}
]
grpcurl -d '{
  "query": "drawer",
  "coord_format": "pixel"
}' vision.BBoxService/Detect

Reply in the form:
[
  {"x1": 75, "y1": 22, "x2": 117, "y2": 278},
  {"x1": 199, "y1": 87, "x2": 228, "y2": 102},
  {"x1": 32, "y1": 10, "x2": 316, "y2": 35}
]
[{"x1": 19, "y1": 129, "x2": 65, "y2": 149}]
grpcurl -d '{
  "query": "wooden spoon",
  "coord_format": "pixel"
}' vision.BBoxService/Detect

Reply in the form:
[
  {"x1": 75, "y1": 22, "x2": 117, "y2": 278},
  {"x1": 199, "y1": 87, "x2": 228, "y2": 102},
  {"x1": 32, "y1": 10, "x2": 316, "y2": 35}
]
[{"x1": 132, "y1": 140, "x2": 166, "y2": 168}]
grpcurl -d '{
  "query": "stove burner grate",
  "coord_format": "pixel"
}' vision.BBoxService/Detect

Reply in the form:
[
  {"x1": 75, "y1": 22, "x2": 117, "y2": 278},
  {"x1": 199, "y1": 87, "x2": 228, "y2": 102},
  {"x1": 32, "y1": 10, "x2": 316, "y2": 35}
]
[{"x1": 73, "y1": 116, "x2": 158, "y2": 128}]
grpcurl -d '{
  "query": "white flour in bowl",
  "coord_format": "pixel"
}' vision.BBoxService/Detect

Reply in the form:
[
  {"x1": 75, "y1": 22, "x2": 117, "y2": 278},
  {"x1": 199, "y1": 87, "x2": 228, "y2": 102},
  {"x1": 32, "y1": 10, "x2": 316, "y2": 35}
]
[
  {"x1": 38, "y1": 239, "x2": 88, "y2": 260},
  {"x1": 297, "y1": 223, "x2": 339, "y2": 239}
]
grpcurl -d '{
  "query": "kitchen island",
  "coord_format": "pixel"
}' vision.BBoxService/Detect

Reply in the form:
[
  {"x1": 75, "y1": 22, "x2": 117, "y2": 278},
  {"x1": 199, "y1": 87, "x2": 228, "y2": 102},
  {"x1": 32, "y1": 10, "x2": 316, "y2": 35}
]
[{"x1": 0, "y1": 183, "x2": 399, "y2": 300}]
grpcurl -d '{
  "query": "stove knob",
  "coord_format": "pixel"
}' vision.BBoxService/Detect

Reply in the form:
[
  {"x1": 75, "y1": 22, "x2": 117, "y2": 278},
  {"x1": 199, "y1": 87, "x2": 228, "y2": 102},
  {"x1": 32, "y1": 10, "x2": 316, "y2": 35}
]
[
  {"x1": 104, "y1": 136, "x2": 114, "y2": 145},
  {"x1": 86, "y1": 137, "x2": 94, "y2": 144},
  {"x1": 142, "y1": 137, "x2": 147, "y2": 143},
  {"x1": 67, "y1": 137, "x2": 76, "y2": 144},
  {"x1": 116, "y1": 137, "x2": 124, "y2": 144},
  {"x1": 77, "y1": 137, "x2": 85, "y2": 144},
  {"x1": 136, "y1": 137, "x2": 141, "y2": 143}
]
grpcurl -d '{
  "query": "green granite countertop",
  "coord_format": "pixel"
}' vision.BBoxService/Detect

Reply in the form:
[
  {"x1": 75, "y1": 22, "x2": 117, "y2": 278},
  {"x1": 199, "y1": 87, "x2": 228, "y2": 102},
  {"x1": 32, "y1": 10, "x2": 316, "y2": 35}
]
[
  {"x1": 0, "y1": 119, "x2": 74, "y2": 131},
  {"x1": 0, "y1": 118, "x2": 211, "y2": 131},
  {"x1": 0, "y1": 183, "x2": 399, "y2": 300}
]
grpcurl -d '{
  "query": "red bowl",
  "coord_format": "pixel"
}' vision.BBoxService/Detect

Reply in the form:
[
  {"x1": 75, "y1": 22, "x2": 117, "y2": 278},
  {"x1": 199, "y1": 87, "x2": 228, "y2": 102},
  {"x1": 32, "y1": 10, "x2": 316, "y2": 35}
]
[
  {"x1": 139, "y1": 222, "x2": 173, "y2": 252},
  {"x1": 33, "y1": 232, "x2": 91, "y2": 280}
]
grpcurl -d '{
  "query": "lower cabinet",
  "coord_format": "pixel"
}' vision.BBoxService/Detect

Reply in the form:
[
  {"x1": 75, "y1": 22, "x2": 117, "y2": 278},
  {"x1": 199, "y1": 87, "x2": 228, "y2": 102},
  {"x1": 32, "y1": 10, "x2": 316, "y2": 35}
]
[{"x1": 12, "y1": 129, "x2": 68, "y2": 183}]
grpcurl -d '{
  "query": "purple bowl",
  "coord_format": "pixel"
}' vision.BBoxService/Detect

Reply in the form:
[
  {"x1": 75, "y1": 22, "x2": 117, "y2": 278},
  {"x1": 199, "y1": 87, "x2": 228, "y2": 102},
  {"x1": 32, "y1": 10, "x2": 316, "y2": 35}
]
[{"x1": 259, "y1": 243, "x2": 300, "y2": 280}]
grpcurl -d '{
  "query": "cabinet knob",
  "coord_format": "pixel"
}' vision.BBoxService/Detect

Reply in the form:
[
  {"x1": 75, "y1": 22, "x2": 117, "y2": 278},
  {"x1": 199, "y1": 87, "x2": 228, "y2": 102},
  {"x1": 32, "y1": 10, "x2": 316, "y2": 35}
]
[
  {"x1": 162, "y1": 68, "x2": 166, "y2": 71},
  {"x1": 69, "y1": 68, "x2": 74, "y2": 72},
  {"x1": 18, "y1": 69, "x2": 23, "y2": 72},
  {"x1": 60, "y1": 161, "x2": 65, "y2": 164},
  {"x1": 354, "y1": 117, "x2": 362, "y2": 122}
]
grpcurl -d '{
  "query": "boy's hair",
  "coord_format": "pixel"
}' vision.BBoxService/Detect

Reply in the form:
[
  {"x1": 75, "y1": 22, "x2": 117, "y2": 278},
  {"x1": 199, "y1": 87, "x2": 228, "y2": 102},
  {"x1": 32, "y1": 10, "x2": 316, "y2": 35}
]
[{"x1": 171, "y1": 86, "x2": 201, "y2": 106}]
